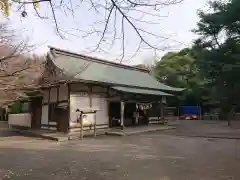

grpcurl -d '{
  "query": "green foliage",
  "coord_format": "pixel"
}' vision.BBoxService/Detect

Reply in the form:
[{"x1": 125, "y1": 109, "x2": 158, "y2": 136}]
[
  {"x1": 154, "y1": 48, "x2": 204, "y2": 106},
  {"x1": 10, "y1": 101, "x2": 30, "y2": 114},
  {"x1": 193, "y1": 0, "x2": 240, "y2": 117},
  {"x1": 150, "y1": 0, "x2": 240, "y2": 117},
  {"x1": 10, "y1": 101, "x2": 22, "y2": 114}
]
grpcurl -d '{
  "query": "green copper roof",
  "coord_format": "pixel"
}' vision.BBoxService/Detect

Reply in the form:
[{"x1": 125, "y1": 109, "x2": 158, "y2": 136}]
[
  {"x1": 112, "y1": 86, "x2": 173, "y2": 96},
  {"x1": 49, "y1": 48, "x2": 183, "y2": 92}
]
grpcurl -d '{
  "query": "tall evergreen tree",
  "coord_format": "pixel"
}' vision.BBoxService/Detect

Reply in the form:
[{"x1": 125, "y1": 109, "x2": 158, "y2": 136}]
[{"x1": 193, "y1": 0, "x2": 240, "y2": 122}]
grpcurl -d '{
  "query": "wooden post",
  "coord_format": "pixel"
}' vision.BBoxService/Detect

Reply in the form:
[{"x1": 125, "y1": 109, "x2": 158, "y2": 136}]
[
  {"x1": 80, "y1": 112, "x2": 83, "y2": 139},
  {"x1": 177, "y1": 106, "x2": 180, "y2": 120},
  {"x1": 135, "y1": 103, "x2": 138, "y2": 125},
  {"x1": 88, "y1": 85, "x2": 92, "y2": 108},
  {"x1": 94, "y1": 111, "x2": 97, "y2": 137},
  {"x1": 160, "y1": 99, "x2": 164, "y2": 121},
  {"x1": 120, "y1": 101, "x2": 125, "y2": 130},
  {"x1": 67, "y1": 83, "x2": 71, "y2": 133},
  {"x1": 157, "y1": 101, "x2": 160, "y2": 123},
  {"x1": 48, "y1": 88, "x2": 50, "y2": 128}
]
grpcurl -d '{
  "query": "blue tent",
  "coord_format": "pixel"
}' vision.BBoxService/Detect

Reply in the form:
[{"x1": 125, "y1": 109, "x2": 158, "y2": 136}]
[{"x1": 179, "y1": 106, "x2": 201, "y2": 115}]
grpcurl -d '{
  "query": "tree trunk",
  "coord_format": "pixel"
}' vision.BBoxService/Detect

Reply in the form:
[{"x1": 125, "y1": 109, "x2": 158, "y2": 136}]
[{"x1": 219, "y1": 105, "x2": 235, "y2": 126}]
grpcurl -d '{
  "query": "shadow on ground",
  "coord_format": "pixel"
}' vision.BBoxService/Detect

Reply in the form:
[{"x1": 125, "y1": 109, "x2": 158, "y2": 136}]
[{"x1": 0, "y1": 128, "x2": 19, "y2": 138}]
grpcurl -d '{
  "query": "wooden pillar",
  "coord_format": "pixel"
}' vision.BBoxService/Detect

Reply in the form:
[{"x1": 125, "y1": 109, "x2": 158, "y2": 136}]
[
  {"x1": 106, "y1": 87, "x2": 110, "y2": 128},
  {"x1": 57, "y1": 85, "x2": 59, "y2": 103},
  {"x1": 67, "y1": 83, "x2": 71, "y2": 133},
  {"x1": 160, "y1": 97, "x2": 164, "y2": 120},
  {"x1": 94, "y1": 111, "x2": 97, "y2": 137},
  {"x1": 135, "y1": 103, "x2": 138, "y2": 125},
  {"x1": 88, "y1": 85, "x2": 92, "y2": 108},
  {"x1": 120, "y1": 101, "x2": 125, "y2": 130},
  {"x1": 156, "y1": 101, "x2": 160, "y2": 122},
  {"x1": 80, "y1": 112, "x2": 83, "y2": 139},
  {"x1": 161, "y1": 103, "x2": 164, "y2": 119},
  {"x1": 47, "y1": 88, "x2": 50, "y2": 128}
]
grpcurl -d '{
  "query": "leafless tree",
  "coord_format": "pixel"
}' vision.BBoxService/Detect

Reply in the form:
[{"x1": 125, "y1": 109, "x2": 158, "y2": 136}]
[
  {"x1": 134, "y1": 57, "x2": 155, "y2": 76},
  {"x1": 8, "y1": 0, "x2": 183, "y2": 61},
  {"x1": 0, "y1": 22, "x2": 45, "y2": 107}
]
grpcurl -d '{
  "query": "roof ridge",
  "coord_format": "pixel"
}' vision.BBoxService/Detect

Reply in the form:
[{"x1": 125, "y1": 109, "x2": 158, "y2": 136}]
[{"x1": 48, "y1": 46, "x2": 150, "y2": 73}]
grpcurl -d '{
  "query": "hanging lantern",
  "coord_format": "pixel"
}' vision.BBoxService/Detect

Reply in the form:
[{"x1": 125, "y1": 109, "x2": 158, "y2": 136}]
[{"x1": 21, "y1": 10, "x2": 27, "y2": 17}]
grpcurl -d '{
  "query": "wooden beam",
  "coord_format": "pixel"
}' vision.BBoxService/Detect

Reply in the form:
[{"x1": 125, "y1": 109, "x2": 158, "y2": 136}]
[
  {"x1": 42, "y1": 100, "x2": 68, "y2": 106},
  {"x1": 41, "y1": 124, "x2": 57, "y2": 128}
]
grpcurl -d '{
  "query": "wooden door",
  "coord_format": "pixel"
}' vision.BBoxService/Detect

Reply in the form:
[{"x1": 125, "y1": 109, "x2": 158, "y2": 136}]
[
  {"x1": 31, "y1": 98, "x2": 42, "y2": 129},
  {"x1": 56, "y1": 107, "x2": 69, "y2": 133}
]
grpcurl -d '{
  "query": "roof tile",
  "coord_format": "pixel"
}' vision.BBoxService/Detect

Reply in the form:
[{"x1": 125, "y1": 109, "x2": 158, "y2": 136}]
[{"x1": 49, "y1": 47, "x2": 183, "y2": 92}]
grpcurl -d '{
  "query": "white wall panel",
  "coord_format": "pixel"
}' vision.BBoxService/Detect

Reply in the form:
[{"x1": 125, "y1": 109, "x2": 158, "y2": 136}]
[
  {"x1": 8, "y1": 113, "x2": 32, "y2": 127},
  {"x1": 41, "y1": 105, "x2": 49, "y2": 125},
  {"x1": 70, "y1": 94, "x2": 90, "y2": 123},
  {"x1": 92, "y1": 96, "x2": 108, "y2": 125}
]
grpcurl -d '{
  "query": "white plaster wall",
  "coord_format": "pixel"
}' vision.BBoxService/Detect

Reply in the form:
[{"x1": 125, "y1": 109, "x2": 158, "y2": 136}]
[
  {"x1": 41, "y1": 105, "x2": 49, "y2": 125},
  {"x1": 8, "y1": 113, "x2": 31, "y2": 127},
  {"x1": 92, "y1": 96, "x2": 108, "y2": 125},
  {"x1": 70, "y1": 94, "x2": 90, "y2": 124}
]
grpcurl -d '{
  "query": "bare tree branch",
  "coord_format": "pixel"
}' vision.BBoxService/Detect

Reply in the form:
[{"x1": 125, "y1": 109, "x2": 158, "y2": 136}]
[
  {"x1": 111, "y1": 0, "x2": 162, "y2": 50},
  {"x1": 125, "y1": 0, "x2": 183, "y2": 7},
  {"x1": 92, "y1": 4, "x2": 114, "y2": 51},
  {"x1": 0, "y1": 22, "x2": 44, "y2": 107},
  {"x1": 7, "y1": 0, "x2": 184, "y2": 62},
  {"x1": 49, "y1": 0, "x2": 65, "y2": 38},
  {"x1": 120, "y1": 16, "x2": 125, "y2": 63}
]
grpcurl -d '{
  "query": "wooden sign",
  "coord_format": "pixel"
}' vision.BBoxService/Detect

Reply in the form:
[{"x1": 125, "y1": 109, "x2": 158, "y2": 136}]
[{"x1": 138, "y1": 103, "x2": 152, "y2": 110}]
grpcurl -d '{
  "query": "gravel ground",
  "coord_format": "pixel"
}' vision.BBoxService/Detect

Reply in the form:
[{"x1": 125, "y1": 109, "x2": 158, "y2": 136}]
[{"x1": 0, "y1": 120, "x2": 240, "y2": 180}]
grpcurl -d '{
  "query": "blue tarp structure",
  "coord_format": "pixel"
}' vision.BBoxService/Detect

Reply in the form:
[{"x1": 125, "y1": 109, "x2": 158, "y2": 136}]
[{"x1": 179, "y1": 106, "x2": 201, "y2": 115}]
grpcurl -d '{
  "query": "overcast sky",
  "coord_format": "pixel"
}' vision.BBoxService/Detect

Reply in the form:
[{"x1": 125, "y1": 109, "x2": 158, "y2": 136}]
[{"x1": 8, "y1": 0, "x2": 209, "y2": 65}]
